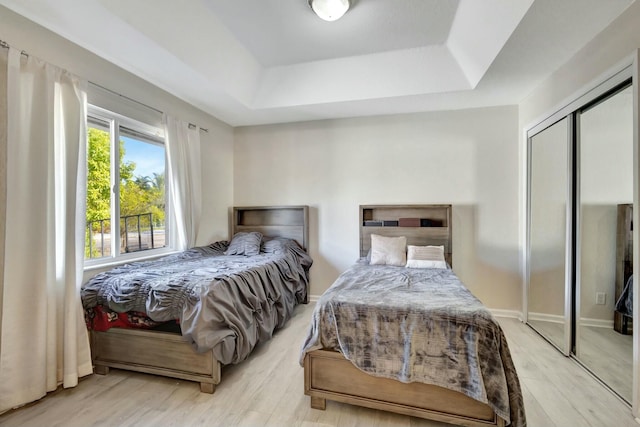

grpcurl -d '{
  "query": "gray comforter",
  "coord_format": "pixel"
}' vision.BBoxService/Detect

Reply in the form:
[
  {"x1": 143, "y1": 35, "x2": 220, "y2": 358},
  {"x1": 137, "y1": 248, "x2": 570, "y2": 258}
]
[
  {"x1": 82, "y1": 238, "x2": 312, "y2": 365},
  {"x1": 300, "y1": 259, "x2": 525, "y2": 427}
]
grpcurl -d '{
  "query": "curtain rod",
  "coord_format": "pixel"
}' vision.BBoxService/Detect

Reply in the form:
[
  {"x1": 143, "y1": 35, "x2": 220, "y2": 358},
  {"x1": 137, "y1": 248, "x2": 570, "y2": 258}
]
[
  {"x1": 1, "y1": 39, "x2": 208, "y2": 133},
  {"x1": 89, "y1": 82, "x2": 209, "y2": 133},
  {"x1": 90, "y1": 81, "x2": 163, "y2": 115},
  {"x1": 0, "y1": 40, "x2": 28, "y2": 57}
]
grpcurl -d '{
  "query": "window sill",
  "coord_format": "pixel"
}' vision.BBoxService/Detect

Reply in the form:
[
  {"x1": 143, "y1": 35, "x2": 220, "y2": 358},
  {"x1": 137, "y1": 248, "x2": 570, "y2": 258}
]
[{"x1": 83, "y1": 247, "x2": 180, "y2": 272}]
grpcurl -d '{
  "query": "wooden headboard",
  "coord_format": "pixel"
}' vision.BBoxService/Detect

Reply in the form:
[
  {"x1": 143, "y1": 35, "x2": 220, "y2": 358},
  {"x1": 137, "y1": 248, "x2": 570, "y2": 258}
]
[
  {"x1": 231, "y1": 205, "x2": 309, "y2": 251},
  {"x1": 360, "y1": 204, "x2": 453, "y2": 266}
]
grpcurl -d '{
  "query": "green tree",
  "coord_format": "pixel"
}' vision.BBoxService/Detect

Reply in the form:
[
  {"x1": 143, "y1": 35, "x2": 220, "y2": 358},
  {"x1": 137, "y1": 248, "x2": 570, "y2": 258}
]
[
  {"x1": 128, "y1": 173, "x2": 164, "y2": 225},
  {"x1": 121, "y1": 173, "x2": 164, "y2": 223},
  {"x1": 86, "y1": 128, "x2": 111, "y2": 224},
  {"x1": 134, "y1": 175, "x2": 152, "y2": 190},
  {"x1": 149, "y1": 172, "x2": 165, "y2": 225},
  {"x1": 86, "y1": 128, "x2": 137, "y2": 224},
  {"x1": 86, "y1": 128, "x2": 166, "y2": 257}
]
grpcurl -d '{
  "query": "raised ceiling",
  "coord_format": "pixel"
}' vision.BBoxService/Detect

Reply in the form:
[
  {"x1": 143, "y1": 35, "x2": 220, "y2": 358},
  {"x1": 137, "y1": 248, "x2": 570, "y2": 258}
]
[{"x1": 0, "y1": 0, "x2": 635, "y2": 126}]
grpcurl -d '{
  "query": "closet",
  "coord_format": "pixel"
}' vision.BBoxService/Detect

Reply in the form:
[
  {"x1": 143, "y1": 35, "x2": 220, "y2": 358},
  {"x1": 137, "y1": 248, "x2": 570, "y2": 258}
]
[{"x1": 526, "y1": 68, "x2": 634, "y2": 403}]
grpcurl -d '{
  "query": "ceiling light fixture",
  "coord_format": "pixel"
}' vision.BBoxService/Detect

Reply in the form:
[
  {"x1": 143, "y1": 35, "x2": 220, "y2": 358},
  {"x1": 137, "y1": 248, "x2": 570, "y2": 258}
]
[{"x1": 308, "y1": 0, "x2": 350, "y2": 22}]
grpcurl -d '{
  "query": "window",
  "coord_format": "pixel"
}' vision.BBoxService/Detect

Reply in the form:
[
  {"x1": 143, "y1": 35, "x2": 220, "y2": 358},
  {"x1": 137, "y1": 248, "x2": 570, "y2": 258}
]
[{"x1": 85, "y1": 105, "x2": 171, "y2": 264}]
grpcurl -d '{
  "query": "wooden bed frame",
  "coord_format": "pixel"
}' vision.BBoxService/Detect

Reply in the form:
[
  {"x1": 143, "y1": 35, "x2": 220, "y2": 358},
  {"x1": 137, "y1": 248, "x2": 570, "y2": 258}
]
[
  {"x1": 91, "y1": 205, "x2": 309, "y2": 393},
  {"x1": 304, "y1": 204, "x2": 506, "y2": 426}
]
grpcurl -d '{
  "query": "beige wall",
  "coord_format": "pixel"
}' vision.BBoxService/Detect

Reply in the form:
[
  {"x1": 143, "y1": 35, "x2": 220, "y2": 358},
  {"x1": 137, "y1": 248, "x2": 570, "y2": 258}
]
[
  {"x1": 0, "y1": 5, "x2": 235, "y2": 250},
  {"x1": 234, "y1": 106, "x2": 521, "y2": 310}
]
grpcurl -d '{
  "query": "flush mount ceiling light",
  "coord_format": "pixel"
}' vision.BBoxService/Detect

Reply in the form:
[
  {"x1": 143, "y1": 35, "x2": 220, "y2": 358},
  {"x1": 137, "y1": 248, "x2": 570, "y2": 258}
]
[{"x1": 308, "y1": 0, "x2": 350, "y2": 21}]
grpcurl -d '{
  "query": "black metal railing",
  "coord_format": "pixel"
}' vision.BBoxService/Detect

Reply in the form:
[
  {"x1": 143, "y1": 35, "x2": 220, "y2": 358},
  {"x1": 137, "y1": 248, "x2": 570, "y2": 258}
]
[
  {"x1": 86, "y1": 213, "x2": 164, "y2": 258},
  {"x1": 122, "y1": 213, "x2": 155, "y2": 253}
]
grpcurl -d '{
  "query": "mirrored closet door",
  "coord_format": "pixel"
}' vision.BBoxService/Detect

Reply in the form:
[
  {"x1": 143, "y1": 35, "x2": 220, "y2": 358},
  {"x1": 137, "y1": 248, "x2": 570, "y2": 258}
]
[
  {"x1": 528, "y1": 117, "x2": 571, "y2": 353},
  {"x1": 576, "y1": 84, "x2": 633, "y2": 402},
  {"x1": 526, "y1": 70, "x2": 634, "y2": 404}
]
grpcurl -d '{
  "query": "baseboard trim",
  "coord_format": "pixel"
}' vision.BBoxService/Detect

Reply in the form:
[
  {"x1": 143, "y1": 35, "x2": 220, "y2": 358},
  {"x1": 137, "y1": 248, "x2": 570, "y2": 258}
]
[
  {"x1": 528, "y1": 312, "x2": 614, "y2": 328},
  {"x1": 579, "y1": 318, "x2": 614, "y2": 329},
  {"x1": 528, "y1": 312, "x2": 564, "y2": 324},
  {"x1": 490, "y1": 309, "x2": 523, "y2": 321}
]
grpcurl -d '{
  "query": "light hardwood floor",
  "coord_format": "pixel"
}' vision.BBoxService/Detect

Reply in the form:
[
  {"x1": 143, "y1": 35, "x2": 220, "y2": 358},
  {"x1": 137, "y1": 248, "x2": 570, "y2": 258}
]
[
  {"x1": 1, "y1": 304, "x2": 638, "y2": 427},
  {"x1": 528, "y1": 319, "x2": 633, "y2": 403},
  {"x1": 579, "y1": 325, "x2": 633, "y2": 402}
]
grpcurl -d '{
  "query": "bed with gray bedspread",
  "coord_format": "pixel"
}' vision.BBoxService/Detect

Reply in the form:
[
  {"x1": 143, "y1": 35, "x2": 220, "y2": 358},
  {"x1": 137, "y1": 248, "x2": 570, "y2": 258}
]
[
  {"x1": 82, "y1": 238, "x2": 312, "y2": 365},
  {"x1": 300, "y1": 259, "x2": 526, "y2": 427}
]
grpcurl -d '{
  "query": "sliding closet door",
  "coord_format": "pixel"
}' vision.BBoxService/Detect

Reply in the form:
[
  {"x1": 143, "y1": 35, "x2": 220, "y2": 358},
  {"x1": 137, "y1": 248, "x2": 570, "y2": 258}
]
[
  {"x1": 527, "y1": 117, "x2": 571, "y2": 353},
  {"x1": 576, "y1": 84, "x2": 633, "y2": 402}
]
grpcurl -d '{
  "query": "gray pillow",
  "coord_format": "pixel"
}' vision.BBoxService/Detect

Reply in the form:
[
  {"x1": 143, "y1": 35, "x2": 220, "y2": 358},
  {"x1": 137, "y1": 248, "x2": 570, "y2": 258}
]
[
  {"x1": 225, "y1": 232, "x2": 263, "y2": 256},
  {"x1": 261, "y1": 237, "x2": 290, "y2": 254}
]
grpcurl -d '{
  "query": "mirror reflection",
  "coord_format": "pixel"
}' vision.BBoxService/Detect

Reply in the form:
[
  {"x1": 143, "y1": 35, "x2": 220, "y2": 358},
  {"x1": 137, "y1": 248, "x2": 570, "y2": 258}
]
[
  {"x1": 528, "y1": 118, "x2": 569, "y2": 352},
  {"x1": 576, "y1": 85, "x2": 633, "y2": 402}
]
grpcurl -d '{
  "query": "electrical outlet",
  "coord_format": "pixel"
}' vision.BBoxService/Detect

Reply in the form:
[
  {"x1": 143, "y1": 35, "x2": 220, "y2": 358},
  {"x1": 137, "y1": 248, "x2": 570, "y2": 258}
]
[{"x1": 596, "y1": 292, "x2": 606, "y2": 305}]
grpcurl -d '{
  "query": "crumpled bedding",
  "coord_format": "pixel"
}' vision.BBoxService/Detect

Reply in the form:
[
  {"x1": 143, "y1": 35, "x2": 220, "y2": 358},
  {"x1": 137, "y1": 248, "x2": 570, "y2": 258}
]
[
  {"x1": 300, "y1": 259, "x2": 525, "y2": 427},
  {"x1": 82, "y1": 238, "x2": 312, "y2": 365}
]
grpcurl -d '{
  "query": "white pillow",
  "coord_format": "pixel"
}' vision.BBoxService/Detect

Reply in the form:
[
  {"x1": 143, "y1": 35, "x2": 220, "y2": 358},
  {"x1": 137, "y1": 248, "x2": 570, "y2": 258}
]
[
  {"x1": 405, "y1": 245, "x2": 448, "y2": 269},
  {"x1": 369, "y1": 234, "x2": 407, "y2": 267}
]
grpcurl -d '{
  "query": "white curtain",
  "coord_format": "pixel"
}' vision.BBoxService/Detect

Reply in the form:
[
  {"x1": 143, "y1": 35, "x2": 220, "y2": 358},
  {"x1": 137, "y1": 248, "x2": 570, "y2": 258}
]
[
  {"x1": 164, "y1": 114, "x2": 202, "y2": 250},
  {"x1": 0, "y1": 47, "x2": 92, "y2": 413}
]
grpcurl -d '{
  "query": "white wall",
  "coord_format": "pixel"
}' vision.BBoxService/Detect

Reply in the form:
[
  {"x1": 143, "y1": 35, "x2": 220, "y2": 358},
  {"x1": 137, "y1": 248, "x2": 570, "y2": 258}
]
[
  {"x1": 234, "y1": 106, "x2": 522, "y2": 311},
  {"x1": 519, "y1": 2, "x2": 640, "y2": 127},
  {"x1": 0, "y1": 5, "x2": 235, "y2": 250}
]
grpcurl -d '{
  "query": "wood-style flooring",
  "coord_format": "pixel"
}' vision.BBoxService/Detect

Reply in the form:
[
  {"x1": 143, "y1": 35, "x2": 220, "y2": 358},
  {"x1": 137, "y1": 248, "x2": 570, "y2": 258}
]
[
  {"x1": 528, "y1": 319, "x2": 633, "y2": 403},
  {"x1": 1, "y1": 304, "x2": 637, "y2": 427},
  {"x1": 579, "y1": 325, "x2": 633, "y2": 402}
]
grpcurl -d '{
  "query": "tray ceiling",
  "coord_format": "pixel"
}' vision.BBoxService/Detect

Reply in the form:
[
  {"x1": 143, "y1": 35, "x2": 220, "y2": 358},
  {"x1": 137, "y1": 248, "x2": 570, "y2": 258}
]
[{"x1": 0, "y1": 0, "x2": 634, "y2": 126}]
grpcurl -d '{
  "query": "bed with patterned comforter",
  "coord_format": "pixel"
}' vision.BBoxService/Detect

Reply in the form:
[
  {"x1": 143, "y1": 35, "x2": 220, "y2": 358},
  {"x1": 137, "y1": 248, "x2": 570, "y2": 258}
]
[
  {"x1": 300, "y1": 259, "x2": 525, "y2": 427},
  {"x1": 82, "y1": 238, "x2": 312, "y2": 365}
]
